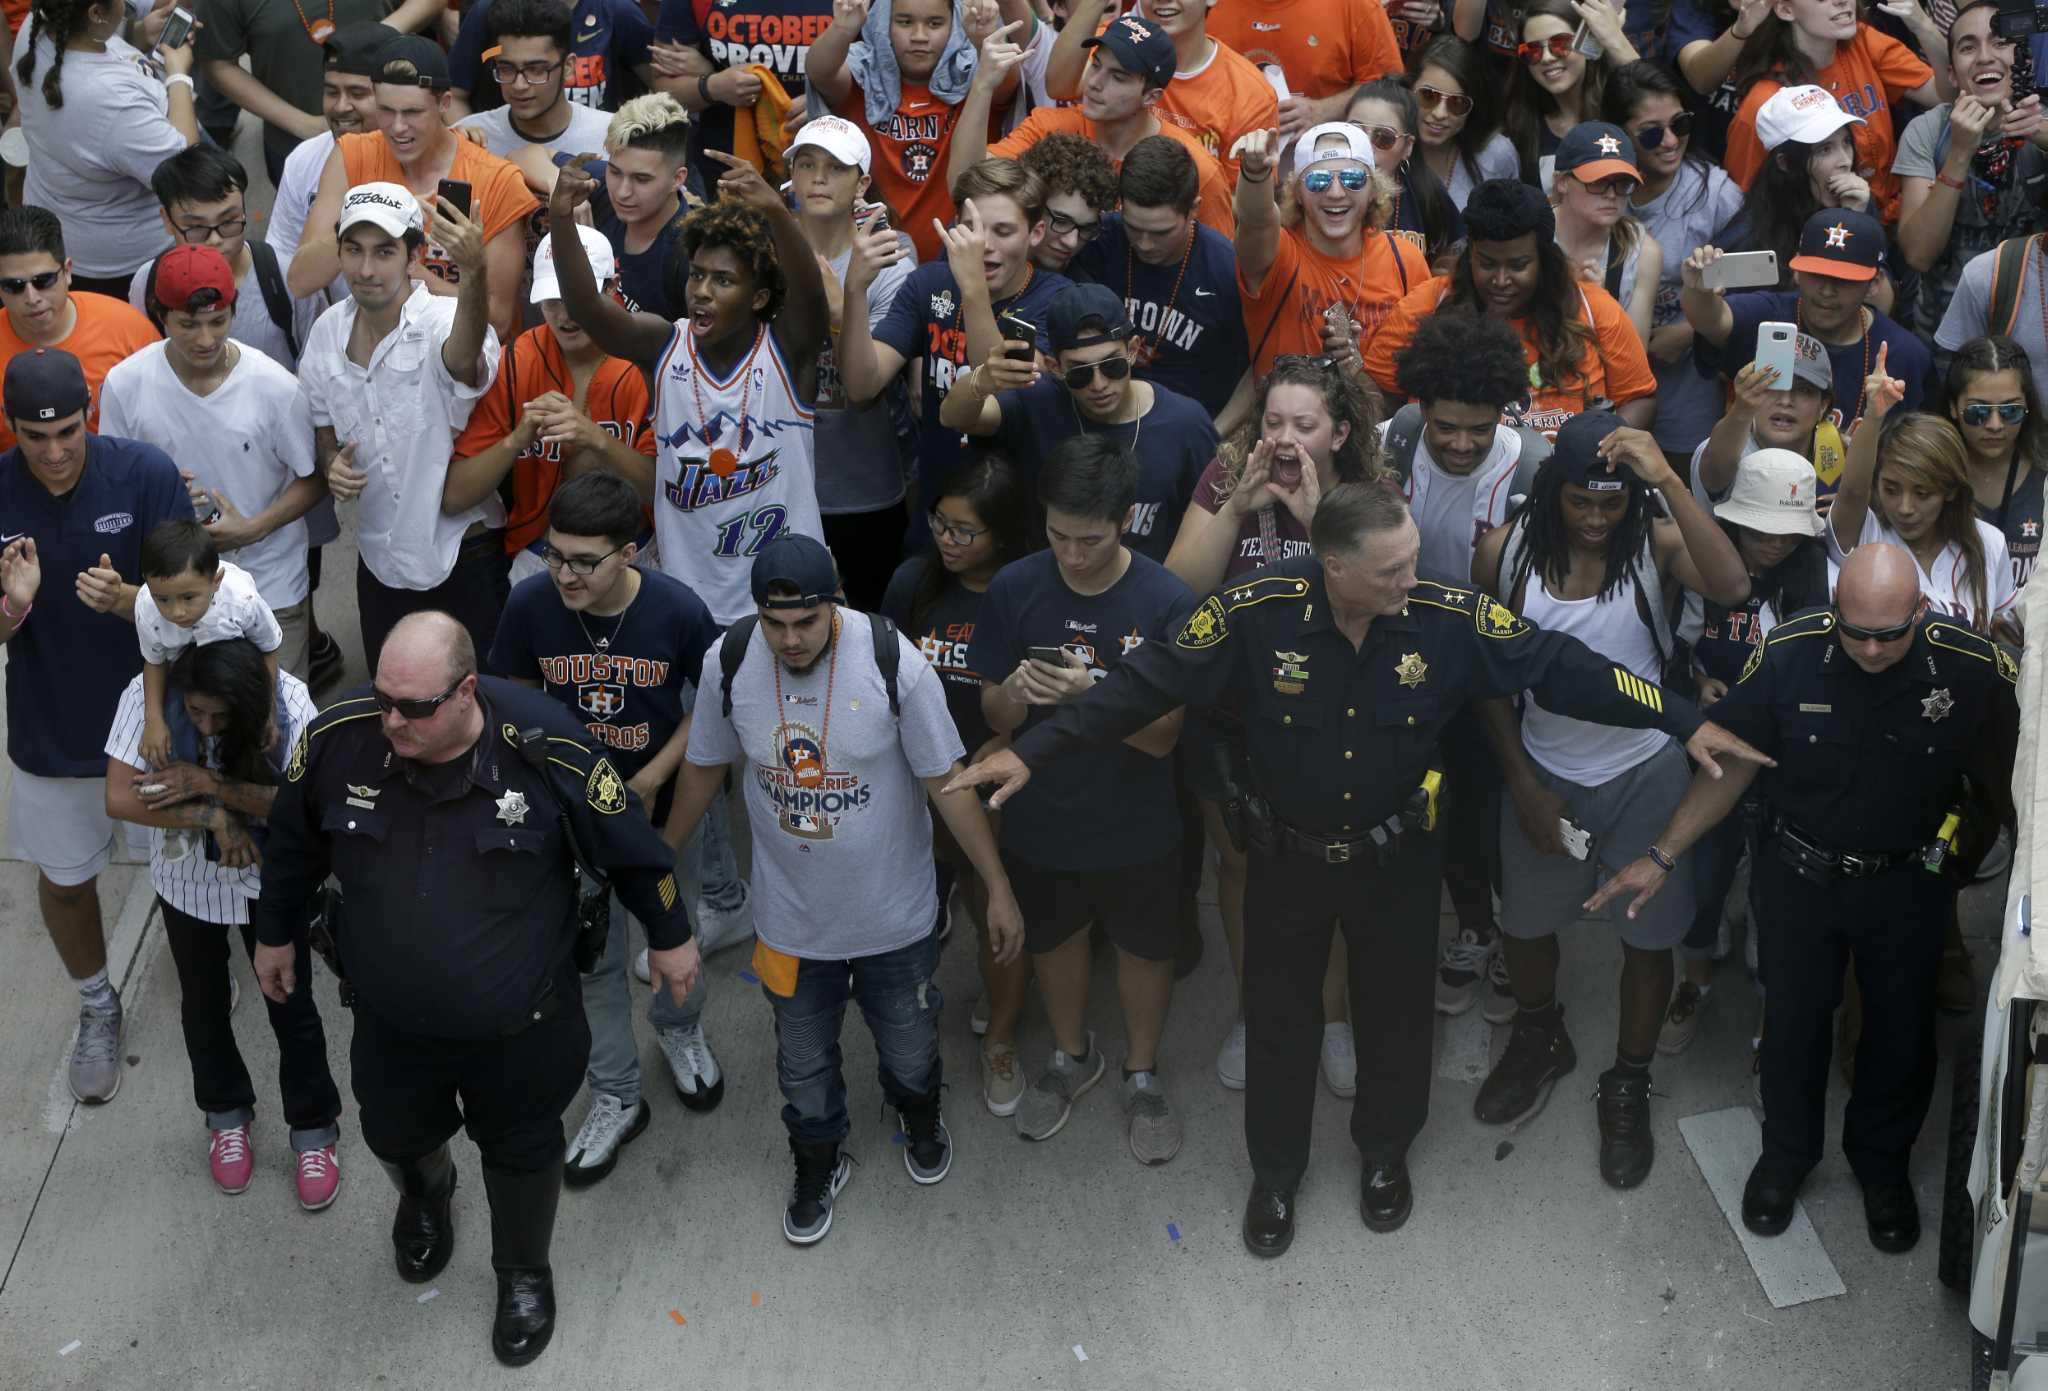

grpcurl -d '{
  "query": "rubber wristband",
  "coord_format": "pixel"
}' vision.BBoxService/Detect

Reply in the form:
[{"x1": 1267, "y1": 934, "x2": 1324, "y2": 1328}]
[
  {"x1": 1646, "y1": 844, "x2": 1676, "y2": 872},
  {"x1": 1240, "y1": 169, "x2": 1272, "y2": 183},
  {"x1": 1, "y1": 593, "x2": 28, "y2": 622},
  {"x1": 698, "y1": 73, "x2": 714, "y2": 105}
]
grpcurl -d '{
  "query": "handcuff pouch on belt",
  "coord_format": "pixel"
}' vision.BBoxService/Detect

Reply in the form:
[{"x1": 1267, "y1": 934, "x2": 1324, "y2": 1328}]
[
  {"x1": 304, "y1": 880, "x2": 353, "y2": 1009},
  {"x1": 515, "y1": 725, "x2": 612, "y2": 974},
  {"x1": 1768, "y1": 807, "x2": 1962, "y2": 887},
  {"x1": 1211, "y1": 738, "x2": 1262, "y2": 854}
]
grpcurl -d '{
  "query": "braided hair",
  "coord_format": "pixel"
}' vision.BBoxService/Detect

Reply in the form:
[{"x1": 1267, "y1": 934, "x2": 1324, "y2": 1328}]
[
  {"x1": 19, "y1": 0, "x2": 92, "y2": 111},
  {"x1": 1505, "y1": 461, "x2": 1657, "y2": 603}
]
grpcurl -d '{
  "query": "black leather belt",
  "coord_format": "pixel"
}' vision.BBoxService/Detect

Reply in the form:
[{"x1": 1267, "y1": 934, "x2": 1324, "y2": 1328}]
[
  {"x1": 1270, "y1": 812, "x2": 1405, "y2": 866},
  {"x1": 1766, "y1": 812, "x2": 1913, "y2": 880}
]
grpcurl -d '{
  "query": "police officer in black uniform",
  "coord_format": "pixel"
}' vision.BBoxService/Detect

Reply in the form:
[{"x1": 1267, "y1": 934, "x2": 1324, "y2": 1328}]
[
  {"x1": 1592, "y1": 545, "x2": 2020, "y2": 1255},
  {"x1": 250, "y1": 612, "x2": 697, "y2": 1366},
  {"x1": 947, "y1": 482, "x2": 1769, "y2": 1256}
]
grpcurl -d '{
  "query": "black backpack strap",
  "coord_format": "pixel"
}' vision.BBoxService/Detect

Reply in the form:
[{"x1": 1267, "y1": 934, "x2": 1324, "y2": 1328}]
[
  {"x1": 718, "y1": 615, "x2": 760, "y2": 718},
  {"x1": 1604, "y1": 242, "x2": 1625, "y2": 300},
  {"x1": 869, "y1": 612, "x2": 901, "y2": 717},
  {"x1": 247, "y1": 240, "x2": 300, "y2": 361}
]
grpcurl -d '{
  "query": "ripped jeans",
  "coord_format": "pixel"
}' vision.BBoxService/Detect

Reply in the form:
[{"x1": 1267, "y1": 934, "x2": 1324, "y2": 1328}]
[{"x1": 767, "y1": 932, "x2": 943, "y2": 1147}]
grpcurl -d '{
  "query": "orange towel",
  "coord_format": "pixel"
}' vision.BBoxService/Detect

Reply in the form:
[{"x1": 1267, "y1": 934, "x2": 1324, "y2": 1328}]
[
  {"x1": 751, "y1": 939, "x2": 801, "y2": 998},
  {"x1": 732, "y1": 64, "x2": 795, "y2": 186}
]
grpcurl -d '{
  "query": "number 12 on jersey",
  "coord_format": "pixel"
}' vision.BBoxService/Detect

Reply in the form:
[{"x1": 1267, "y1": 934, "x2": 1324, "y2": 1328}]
[{"x1": 712, "y1": 503, "x2": 789, "y2": 559}]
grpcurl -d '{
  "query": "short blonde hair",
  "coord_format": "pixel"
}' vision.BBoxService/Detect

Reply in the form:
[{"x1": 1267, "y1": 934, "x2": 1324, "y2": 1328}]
[{"x1": 605, "y1": 93, "x2": 691, "y2": 160}]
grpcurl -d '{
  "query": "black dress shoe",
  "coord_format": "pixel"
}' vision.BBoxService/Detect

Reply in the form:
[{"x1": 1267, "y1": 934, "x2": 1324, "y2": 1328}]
[
  {"x1": 1242, "y1": 1183, "x2": 1296, "y2": 1258},
  {"x1": 492, "y1": 1269, "x2": 557, "y2": 1367},
  {"x1": 1360, "y1": 1161, "x2": 1412, "y2": 1233},
  {"x1": 1862, "y1": 1180, "x2": 1921, "y2": 1254},
  {"x1": 1741, "y1": 1161, "x2": 1800, "y2": 1237}
]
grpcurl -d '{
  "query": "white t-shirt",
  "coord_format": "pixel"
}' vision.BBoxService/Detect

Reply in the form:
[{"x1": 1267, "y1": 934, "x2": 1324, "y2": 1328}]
[
  {"x1": 1411, "y1": 439, "x2": 1505, "y2": 588},
  {"x1": 265, "y1": 131, "x2": 348, "y2": 305},
  {"x1": 99, "y1": 341, "x2": 320, "y2": 609},
  {"x1": 685, "y1": 608, "x2": 965, "y2": 961},
  {"x1": 455, "y1": 104, "x2": 612, "y2": 159},
  {"x1": 1833, "y1": 506, "x2": 2019, "y2": 632},
  {"x1": 125, "y1": 249, "x2": 322, "y2": 372},
  {"x1": 134, "y1": 560, "x2": 282, "y2": 664}
]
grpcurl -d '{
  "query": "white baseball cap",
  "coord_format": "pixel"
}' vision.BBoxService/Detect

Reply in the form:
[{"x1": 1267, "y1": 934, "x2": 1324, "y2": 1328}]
[
  {"x1": 530, "y1": 224, "x2": 616, "y2": 305},
  {"x1": 1714, "y1": 448, "x2": 1827, "y2": 537},
  {"x1": 1754, "y1": 84, "x2": 1863, "y2": 152},
  {"x1": 337, "y1": 180, "x2": 423, "y2": 239},
  {"x1": 1292, "y1": 122, "x2": 1376, "y2": 175},
  {"x1": 786, "y1": 115, "x2": 871, "y2": 175}
]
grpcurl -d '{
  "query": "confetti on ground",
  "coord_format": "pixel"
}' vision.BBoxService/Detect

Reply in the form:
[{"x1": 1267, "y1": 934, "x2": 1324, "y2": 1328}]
[
  {"x1": 416, "y1": 1289, "x2": 440, "y2": 1304},
  {"x1": 750, "y1": 1291, "x2": 763, "y2": 1308},
  {"x1": 58, "y1": 1341, "x2": 81, "y2": 1357},
  {"x1": 738, "y1": 969, "x2": 761, "y2": 985},
  {"x1": 1166, "y1": 1222, "x2": 1181, "y2": 1242},
  {"x1": 1073, "y1": 1345, "x2": 1088, "y2": 1362},
  {"x1": 669, "y1": 1310, "x2": 686, "y2": 1326}
]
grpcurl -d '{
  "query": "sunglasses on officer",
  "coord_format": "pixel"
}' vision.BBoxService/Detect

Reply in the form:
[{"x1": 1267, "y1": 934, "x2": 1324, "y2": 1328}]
[
  {"x1": 1301, "y1": 168, "x2": 1370, "y2": 193},
  {"x1": 1961, "y1": 402, "x2": 2027, "y2": 426},
  {"x1": 1831, "y1": 608, "x2": 1916, "y2": 644},
  {"x1": 1632, "y1": 112, "x2": 1695, "y2": 149},
  {"x1": 373, "y1": 676, "x2": 466, "y2": 720}
]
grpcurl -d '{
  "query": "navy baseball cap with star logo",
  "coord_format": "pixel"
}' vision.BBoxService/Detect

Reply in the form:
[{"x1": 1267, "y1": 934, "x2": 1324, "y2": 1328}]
[
  {"x1": 1789, "y1": 207, "x2": 1883, "y2": 282},
  {"x1": 1554, "y1": 122, "x2": 1639, "y2": 184},
  {"x1": 1083, "y1": 14, "x2": 1176, "y2": 90}
]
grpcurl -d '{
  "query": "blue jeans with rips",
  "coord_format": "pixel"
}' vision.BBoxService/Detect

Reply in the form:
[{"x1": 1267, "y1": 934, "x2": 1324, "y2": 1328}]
[{"x1": 768, "y1": 932, "x2": 943, "y2": 1147}]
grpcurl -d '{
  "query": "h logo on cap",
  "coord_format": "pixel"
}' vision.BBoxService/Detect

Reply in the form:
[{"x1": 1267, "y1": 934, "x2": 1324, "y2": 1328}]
[
  {"x1": 1824, "y1": 223, "x2": 1851, "y2": 248},
  {"x1": 1596, "y1": 134, "x2": 1621, "y2": 154}
]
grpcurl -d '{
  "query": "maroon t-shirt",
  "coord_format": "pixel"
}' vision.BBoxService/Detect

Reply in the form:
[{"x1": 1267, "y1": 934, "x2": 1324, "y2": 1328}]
[{"x1": 1192, "y1": 454, "x2": 1314, "y2": 581}]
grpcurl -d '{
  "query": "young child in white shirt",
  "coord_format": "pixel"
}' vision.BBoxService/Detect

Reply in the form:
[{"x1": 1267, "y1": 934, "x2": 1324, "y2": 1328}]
[{"x1": 137, "y1": 520, "x2": 283, "y2": 766}]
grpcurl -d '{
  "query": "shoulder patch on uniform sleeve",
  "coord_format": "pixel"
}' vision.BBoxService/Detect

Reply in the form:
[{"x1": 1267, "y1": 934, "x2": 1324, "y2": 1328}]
[
  {"x1": 587, "y1": 757, "x2": 628, "y2": 814},
  {"x1": 1177, "y1": 595, "x2": 1229, "y2": 650},
  {"x1": 1739, "y1": 643, "x2": 1764, "y2": 684},
  {"x1": 1926, "y1": 622, "x2": 1995, "y2": 663},
  {"x1": 286, "y1": 727, "x2": 310, "y2": 782},
  {"x1": 1474, "y1": 596, "x2": 1528, "y2": 639},
  {"x1": 1998, "y1": 645, "x2": 2020, "y2": 686}
]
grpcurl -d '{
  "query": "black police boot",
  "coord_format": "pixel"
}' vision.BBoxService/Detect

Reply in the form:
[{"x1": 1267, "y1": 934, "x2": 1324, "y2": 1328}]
[
  {"x1": 1593, "y1": 1067, "x2": 1655, "y2": 1189},
  {"x1": 379, "y1": 1146, "x2": 456, "y2": 1284},
  {"x1": 1360, "y1": 1160, "x2": 1413, "y2": 1233},
  {"x1": 483, "y1": 1166, "x2": 562, "y2": 1367},
  {"x1": 1474, "y1": 1006, "x2": 1577, "y2": 1126},
  {"x1": 1741, "y1": 1160, "x2": 1803, "y2": 1237},
  {"x1": 1242, "y1": 1182, "x2": 1296, "y2": 1258},
  {"x1": 1861, "y1": 1178, "x2": 1921, "y2": 1254}
]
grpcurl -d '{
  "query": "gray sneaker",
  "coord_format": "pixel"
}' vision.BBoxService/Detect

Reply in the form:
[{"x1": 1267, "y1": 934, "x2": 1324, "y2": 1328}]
[
  {"x1": 69, "y1": 1003, "x2": 125, "y2": 1104},
  {"x1": 1016, "y1": 1034, "x2": 1105, "y2": 1142},
  {"x1": 1122, "y1": 1070, "x2": 1183, "y2": 1166}
]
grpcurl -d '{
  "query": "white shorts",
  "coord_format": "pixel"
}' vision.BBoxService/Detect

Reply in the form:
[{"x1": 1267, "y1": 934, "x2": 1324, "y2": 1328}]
[{"x1": 9, "y1": 769, "x2": 117, "y2": 887}]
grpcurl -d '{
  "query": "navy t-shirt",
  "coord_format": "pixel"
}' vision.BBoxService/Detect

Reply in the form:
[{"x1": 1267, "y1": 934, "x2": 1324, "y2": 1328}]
[
  {"x1": 1694, "y1": 290, "x2": 1935, "y2": 430},
  {"x1": 968, "y1": 549, "x2": 1195, "y2": 871},
  {"x1": 1, "y1": 436, "x2": 193, "y2": 777},
  {"x1": 881, "y1": 556, "x2": 994, "y2": 755},
  {"x1": 1068, "y1": 216, "x2": 1247, "y2": 420},
  {"x1": 450, "y1": 0, "x2": 654, "y2": 113},
  {"x1": 487, "y1": 570, "x2": 717, "y2": 815},
  {"x1": 551, "y1": 152, "x2": 688, "y2": 322},
  {"x1": 990, "y1": 378, "x2": 1213, "y2": 565},
  {"x1": 872, "y1": 261, "x2": 1070, "y2": 517}
]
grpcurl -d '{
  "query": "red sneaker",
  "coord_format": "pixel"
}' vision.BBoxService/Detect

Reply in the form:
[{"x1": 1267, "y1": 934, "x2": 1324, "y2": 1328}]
[
  {"x1": 208, "y1": 1123, "x2": 253, "y2": 1195},
  {"x1": 295, "y1": 1144, "x2": 342, "y2": 1211}
]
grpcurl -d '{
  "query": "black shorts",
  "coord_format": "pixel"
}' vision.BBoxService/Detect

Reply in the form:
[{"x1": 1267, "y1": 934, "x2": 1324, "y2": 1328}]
[{"x1": 1006, "y1": 851, "x2": 1181, "y2": 961}]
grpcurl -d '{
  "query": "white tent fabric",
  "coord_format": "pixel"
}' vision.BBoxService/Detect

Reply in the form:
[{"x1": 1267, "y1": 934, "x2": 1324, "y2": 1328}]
[{"x1": 1997, "y1": 578, "x2": 2048, "y2": 1010}]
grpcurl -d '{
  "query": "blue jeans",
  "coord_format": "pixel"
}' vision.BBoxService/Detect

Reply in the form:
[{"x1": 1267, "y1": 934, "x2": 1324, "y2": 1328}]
[
  {"x1": 678, "y1": 678, "x2": 744, "y2": 912},
  {"x1": 768, "y1": 932, "x2": 942, "y2": 1147},
  {"x1": 581, "y1": 891, "x2": 707, "y2": 1108}
]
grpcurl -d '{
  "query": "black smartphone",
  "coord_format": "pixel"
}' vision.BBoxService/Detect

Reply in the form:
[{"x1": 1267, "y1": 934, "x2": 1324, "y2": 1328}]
[
  {"x1": 435, "y1": 178, "x2": 473, "y2": 222},
  {"x1": 1027, "y1": 645, "x2": 1070, "y2": 665},
  {"x1": 996, "y1": 310, "x2": 1037, "y2": 362}
]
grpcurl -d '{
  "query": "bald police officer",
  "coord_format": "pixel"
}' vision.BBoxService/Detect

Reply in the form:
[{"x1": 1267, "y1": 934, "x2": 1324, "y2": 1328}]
[
  {"x1": 251, "y1": 612, "x2": 697, "y2": 1366},
  {"x1": 948, "y1": 483, "x2": 1770, "y2": 1256},
  {"x1": 1592, "y1": 546, "x2": 2020, "y2": 1255}
]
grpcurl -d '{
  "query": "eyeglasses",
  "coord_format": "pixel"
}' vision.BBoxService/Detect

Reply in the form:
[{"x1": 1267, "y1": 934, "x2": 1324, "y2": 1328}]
[
  {"x1": 1063, "y1": 355, "x2": 1132, "y2": 390},
  {"x1": 928, "y1": 512, "x2": 990, "y2": 545},
  {"x1": 1414, "y1": 84, "x2": 1474, "y2": 117},
  {"x1": 1962, "y1": 402, "x2": 2027, "y2": 426},
  {"x1": 1352, "y1": 123, "x2": 1405, "y2": 151},
  {"x1": 540, "y1": 541, "x2": 625, "y2": 575},
  {"x1": 1632, "y1": 112, "x2": 1695, "y2": 149},
  {"x1": 1516, "y1": 33, "x2": 1575, "y2": 63},
  {"x1": 1274, "y1": 353, "x2": 1342, "y2": 373},
  {"x1": 489, "y1": 57, "x2": 565, "y2": 85},
  {"x1": 1832, "y1": 608, "x2": 1916, "y2": 643},
  {"x1": 372, "y1": 676, "x2": 466, "y2": 720},
  {"x1": 1577, "y1": 175, "x2": 1636, "y2": 197},
  {"x1": 173, "y1": 215, "x2": 248, "y2": 244},
  {"x1": 0, "y1": 270, "x2": 61, "y2": 295},
  {"x1": 1301, "y1": 168, "x2": 1370, "y2": 193},
  {"x1": 1046, "y1": 208, "x2": 1101, "y2": 243}
]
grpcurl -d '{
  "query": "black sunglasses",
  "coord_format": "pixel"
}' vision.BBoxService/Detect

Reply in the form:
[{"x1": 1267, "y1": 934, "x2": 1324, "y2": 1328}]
[
  {"x1": 372, "y1": 676, "x2": 466, "y2": 720},
  {"x1": 1063, "y1": 355, "x2": 1131, "y2": 390},
  {"x1": 1832, "y1": 608, "x2": 1915, "y2": 643},
  {"x1": 0, "y1": 270, "x2": 61, "y2": 295},
  {"x1": 1632, "y1": 112, "x2": 1695, "y2": 149}
]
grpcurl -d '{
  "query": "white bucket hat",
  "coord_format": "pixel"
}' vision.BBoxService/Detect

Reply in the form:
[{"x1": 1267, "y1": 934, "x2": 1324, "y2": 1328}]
[{"x1": 1715, "y1": 448, "x2": 1827, "y2": 537}]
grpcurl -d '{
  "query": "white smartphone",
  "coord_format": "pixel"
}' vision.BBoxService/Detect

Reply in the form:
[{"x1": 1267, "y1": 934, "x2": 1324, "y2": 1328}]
[
  {"x1": 1571, "y1": 19, "x2": 1604, "y2": 59},
  {"x1": 1559, "y1": 818, "x2": 1593, "y2": 862},
  {"x1": 1754, "y1": 321, "x2": 1798, "y2": 387},
  {"x1": 1702, "y1": 249, "x2": 1780, "y2": 292},
  {"x1": 1260, "y1": 63, "x2": 1291, "y2": 103}
]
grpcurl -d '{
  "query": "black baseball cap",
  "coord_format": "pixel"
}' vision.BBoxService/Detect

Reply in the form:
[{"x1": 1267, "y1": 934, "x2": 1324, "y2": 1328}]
[
  {"x1": 1554, "y1": 122, "x2": 1640, "y2": 184},
  {"x1": 323, "y1": 22, "x2": 391, "y2": 77},
  {"x1": 1465, "y1": 178, "x2": 1555, "y2": 244},
  {"x1": 752, "y1": 534, "x2": 838, "y2": 609},
  {"x1": 1547, "y1": 409, "x2": 1633, "y2": 492},
  {"x1": 1083, "y1": 14, "x2": 1176, "y2": 90},
  {"x1": 376, "y1": 33, "x2": 451, "y2": 90},
  {"x1": 1789, "y1": 207, "x2": 1883, "y2": 282},
  {"x1": 1047, "y1": 283, "x2": 1132, "y2": 353},
  {"x1": 4, "y1": 348, "x2": 89, "y2": 427}
]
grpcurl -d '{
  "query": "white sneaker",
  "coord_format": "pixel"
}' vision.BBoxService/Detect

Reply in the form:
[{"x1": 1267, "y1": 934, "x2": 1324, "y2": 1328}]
[
  {"x1": 695, "y1": 893, "x2": 755, "y2": 957},
  {"x1": 564, "y1": 1093, "x2": 651, "y2": 1187},
  {"x1": 1320, "y1": 1022, "x2": 1357, "y2": 1098},
  {"x1": 657, "y1": 1023, "x2": 726, "y2": 1111},
  {"x1": 1215, "y1": 1020, "x2": 1247, "y2": 1091},
  {"x1": 632, "y1": 947, "x2": 651, "y2": 985}
]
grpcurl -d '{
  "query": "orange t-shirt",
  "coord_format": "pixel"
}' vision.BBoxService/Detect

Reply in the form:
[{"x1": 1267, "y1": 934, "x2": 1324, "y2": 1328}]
[
  {"x1": 451, "y1": 324, "x2": 656, "y2": 554},
  {"x1": 337, "y1": 133, "x2": 539, "y2": 292},
  {"x1": 1241, "y1": 226, "x2": 1429, "y2": 380},
  {"x1": 0, "y1": 292, "x2": 160, "y2": 452},
  {"x1": 1723, "y1": 27, "x2": 1932, "y2": 225},
  {"x1": 1362, "y1": 275, "x2": 1657, "y2": 438},
  {"x1": 1157, "y1": 38, "x2": 1279, "y2": 182},
  {"x1": 1206, "y1": 0, "x2": 1401, "y2": 102},
  {"x1": 990, "y1": 106, "x2": 1237, "y2": 240},
  {"x1": 841, "y1": 84, "x2": 1000, "y2": 264}
]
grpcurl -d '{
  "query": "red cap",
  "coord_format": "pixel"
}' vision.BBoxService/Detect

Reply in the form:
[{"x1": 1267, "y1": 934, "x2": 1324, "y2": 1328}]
[{"x1": 153, "y1": 244, "x2": 237, "y2": 313}]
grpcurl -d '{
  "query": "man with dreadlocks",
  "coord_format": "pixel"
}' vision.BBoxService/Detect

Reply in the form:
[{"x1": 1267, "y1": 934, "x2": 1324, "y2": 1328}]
[{"x1": 1470, "y1": 409, "x2": 1752, "y2": 1189}]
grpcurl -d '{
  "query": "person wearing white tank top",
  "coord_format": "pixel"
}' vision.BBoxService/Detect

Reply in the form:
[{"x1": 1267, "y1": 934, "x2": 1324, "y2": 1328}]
[
  {"x1": 1470, "y1": 413, "x2": 1753, "y2": 1190},
  {"x1": 539, "y1": 150, "x2": 830, "y2": 628}
]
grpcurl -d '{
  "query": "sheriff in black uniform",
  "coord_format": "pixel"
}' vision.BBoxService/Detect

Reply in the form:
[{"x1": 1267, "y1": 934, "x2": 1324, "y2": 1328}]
[
  {"x1": 251, "y1": 612, "x2": 695, "y2": 1367},
  {"x1": 949, "y1": 483, "x2": 1767, "y2": 1257},
  {"x1": 1594, "y1": 545, "x2": 2020, "y2": 1256}
]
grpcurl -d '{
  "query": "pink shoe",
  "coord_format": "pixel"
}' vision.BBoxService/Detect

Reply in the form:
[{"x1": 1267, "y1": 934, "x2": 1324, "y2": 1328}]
[
  {"x1": 295, "y1": 1144, "x2": 342, "y2": 1211},
  {"x1": 209, "y1": 1123, "x2": 254, "y2": 1195}
]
